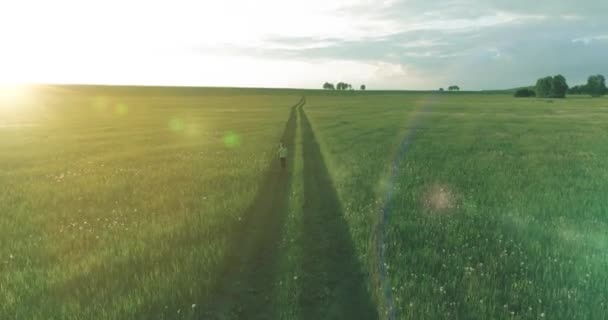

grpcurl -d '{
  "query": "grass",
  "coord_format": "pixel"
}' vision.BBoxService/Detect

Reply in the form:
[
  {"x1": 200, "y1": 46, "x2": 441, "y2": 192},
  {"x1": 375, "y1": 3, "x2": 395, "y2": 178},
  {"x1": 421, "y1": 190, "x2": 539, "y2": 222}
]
[
  {"x1": 2, "y1": 86, "x2": 608, "y2": 319},
  {"x1": 298, "y1": 102, "x2": 377, "y2": 319},
  {"x1": 199, "y1": 98, "x2": 301, "y2": 319},
  {"x1": 274, "y1": 102, "x2": 305, "y2": 319},
  {"x1": 305, "y1": 94, "x2": 608, "y2": 319},
  {"x1": 0, "y1": 86, "x2": 299, "y2": 319}
]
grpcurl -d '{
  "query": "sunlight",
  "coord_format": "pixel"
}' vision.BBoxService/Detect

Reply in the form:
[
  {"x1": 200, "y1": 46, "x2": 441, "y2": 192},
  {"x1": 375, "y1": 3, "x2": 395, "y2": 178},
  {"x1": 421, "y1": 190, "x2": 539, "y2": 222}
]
[{"x1": 0, "y1": 84, "x2": 30, "y2": 109}]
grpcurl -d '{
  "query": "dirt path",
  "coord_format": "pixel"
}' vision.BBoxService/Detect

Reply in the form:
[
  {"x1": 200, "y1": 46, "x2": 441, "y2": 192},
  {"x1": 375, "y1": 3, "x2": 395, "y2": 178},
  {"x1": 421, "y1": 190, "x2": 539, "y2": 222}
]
[
  {"x1": 202, "y1": 98, "x2": 377, "y2": 319},
  {"x1": 201, "y1": 98, "x2": 302, "y2": 319},
  {"x1": 298, "y1": 104, "x2": 378, "y2": 320}
]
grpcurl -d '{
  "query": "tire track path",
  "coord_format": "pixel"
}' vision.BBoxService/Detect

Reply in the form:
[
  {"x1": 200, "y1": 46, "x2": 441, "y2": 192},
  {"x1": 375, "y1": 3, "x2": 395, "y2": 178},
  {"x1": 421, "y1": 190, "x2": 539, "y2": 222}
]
[
  {"x1": 298, "y1": 104, "x2": 378, "y2": 320},
  {"x1": 201, "y1": 98, "x2": 303, "y2": 319}
]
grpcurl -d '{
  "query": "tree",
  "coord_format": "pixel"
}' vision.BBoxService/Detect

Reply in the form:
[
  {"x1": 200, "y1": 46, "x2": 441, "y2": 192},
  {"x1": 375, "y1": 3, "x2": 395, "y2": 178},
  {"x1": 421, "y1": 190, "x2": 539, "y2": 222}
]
[
  {"x1": 535, "y1": 76, "x2": 552, "y2": 98},
  {"x1": 360, "y1": 84, "x2": 366, "y2": 90},
  {"x1": 448, "y1": 85, "x2": 460, "y2": 91},
  {"x1": 536, "y1": 75, "x2": 568, "y2": 98},
  {"x1": 439, "y1": 88, "x2": 444, "y2": 92},
  {"x1": 568, "y1": 85, "x2": 587, "y2": 95},
  {"x1": 586, "y1": 74, "x2": 607, "y2": 97},
  {"x1": 336, "y1": 82, "x2": 352, "y2": 90},
  {"x1": 514, "y1": 88, "x2": 536, "y2": 97},
  {"x1": 323, "y1": 82, "x2": 335, "y2": 90},
  {"x1": 550, "y1": 74, "x2": 568, "y2": 98}
]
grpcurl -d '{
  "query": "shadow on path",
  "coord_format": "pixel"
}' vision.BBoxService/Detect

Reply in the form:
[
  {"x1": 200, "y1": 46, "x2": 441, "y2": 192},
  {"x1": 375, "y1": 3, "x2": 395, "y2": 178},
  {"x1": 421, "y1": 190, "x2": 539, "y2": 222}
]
[
  {"x1": 298, "y1": 105, "x2": 378, "y2": 320},
  {"x1": 201, "y1": 98, "x2": 303, "y2": 319}
]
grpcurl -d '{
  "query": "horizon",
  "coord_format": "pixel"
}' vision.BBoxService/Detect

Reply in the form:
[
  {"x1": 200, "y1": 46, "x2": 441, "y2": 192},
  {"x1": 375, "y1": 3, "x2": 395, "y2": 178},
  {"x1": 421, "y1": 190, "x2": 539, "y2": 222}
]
[
  {"x1": 3, "y1": 82, "x2": 531, "y2": 92},
  {"x1": 1, "y1": 0, "x2": 606, "y2": 90}
]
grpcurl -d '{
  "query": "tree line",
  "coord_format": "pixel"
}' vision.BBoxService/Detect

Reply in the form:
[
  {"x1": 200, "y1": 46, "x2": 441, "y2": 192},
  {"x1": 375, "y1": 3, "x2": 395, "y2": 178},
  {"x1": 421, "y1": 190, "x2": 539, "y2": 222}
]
[
  {"x1": 439, "y1": 85, "x2": 460, "y2": 92},
  {"x1": 515, "y1": 74, "x2": 606, "y2": 98},
  {"x1": 323, "y1": 82, "x2": 366, "y2": 91},
  {"x1": 568, "y1": 75, "x2": 606, "y2": 96}
]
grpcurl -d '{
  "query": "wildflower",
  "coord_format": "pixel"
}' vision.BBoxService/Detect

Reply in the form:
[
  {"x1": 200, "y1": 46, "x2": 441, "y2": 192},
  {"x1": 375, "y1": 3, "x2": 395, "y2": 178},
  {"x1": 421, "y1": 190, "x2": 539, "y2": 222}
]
[
  {"x1": 192, "y1": 304, "x2": 196, "y2": 309},
  {"x1": 540, "y1": 313, "x2": 545, "y2": 317}
]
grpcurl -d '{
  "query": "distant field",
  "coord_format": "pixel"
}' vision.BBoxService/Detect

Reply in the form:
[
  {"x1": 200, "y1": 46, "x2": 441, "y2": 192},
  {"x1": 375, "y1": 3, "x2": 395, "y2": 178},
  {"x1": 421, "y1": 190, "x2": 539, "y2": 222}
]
[{"x1": 1, "y1": 87, "x2": 608, "y2": 319}]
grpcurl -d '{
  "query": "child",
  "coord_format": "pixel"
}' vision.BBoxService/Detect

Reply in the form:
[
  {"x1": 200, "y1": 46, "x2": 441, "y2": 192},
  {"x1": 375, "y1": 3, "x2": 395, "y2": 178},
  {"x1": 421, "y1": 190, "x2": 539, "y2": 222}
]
[{"x1": 278, "y1": 142, "x2": 288, "y2": 169}]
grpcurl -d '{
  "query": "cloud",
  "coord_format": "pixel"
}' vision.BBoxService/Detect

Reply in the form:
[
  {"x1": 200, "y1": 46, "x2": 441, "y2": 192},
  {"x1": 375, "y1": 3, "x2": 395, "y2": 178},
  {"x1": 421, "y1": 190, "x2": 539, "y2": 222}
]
[
  {"x1": 229, "y1": 0, "x2": 608, "y2": 89},
  {"x1": 1, "y1": 0, "x2": 606, "y2": 89},
  {"x1": 572, "y1": 35, "x2": 608, "y2": 45}
]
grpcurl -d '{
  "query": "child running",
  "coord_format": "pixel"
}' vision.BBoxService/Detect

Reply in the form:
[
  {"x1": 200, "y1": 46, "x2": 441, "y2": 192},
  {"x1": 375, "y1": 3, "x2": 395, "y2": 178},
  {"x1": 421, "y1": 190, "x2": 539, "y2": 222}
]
[{"x1": 278, "y1": 142, "x2": 288, "y2": 169}]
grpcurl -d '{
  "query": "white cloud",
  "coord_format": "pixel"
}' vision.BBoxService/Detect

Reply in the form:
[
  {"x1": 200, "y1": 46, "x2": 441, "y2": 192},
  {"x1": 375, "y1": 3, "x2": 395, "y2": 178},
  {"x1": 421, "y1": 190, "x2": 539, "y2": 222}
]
[
  {"x1": 398, "y1": 39, "x2": 448, "y2": 48},
  {"x1": 402, "y1": 12, "x2": 547, "y2": 33},
  {"x1": 572, "y1": 35, "x2": 608, "y2": 45},
  {"x1": 561, "y1": 15, "x2": 584, "y2": 21}
]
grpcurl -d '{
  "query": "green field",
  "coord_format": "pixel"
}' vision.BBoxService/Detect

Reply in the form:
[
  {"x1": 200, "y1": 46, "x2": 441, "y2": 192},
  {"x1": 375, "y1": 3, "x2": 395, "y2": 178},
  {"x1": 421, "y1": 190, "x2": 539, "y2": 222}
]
[{"x1": 1, "y1": 87, "x2": 608, "y2": 319}]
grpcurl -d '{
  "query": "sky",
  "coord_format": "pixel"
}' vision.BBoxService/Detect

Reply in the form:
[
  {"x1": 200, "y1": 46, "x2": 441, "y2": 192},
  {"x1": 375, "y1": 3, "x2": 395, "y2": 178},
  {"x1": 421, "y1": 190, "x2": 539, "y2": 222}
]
[{"x1": 0, "y1": 0, "x2": 606, "y2": 90}]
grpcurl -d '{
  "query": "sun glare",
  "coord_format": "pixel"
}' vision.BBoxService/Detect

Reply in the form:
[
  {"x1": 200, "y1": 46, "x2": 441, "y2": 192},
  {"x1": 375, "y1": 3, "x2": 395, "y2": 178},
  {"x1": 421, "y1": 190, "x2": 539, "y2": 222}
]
[{"x1": 0, "y1": 84, "x2": 30, "y2": 109}]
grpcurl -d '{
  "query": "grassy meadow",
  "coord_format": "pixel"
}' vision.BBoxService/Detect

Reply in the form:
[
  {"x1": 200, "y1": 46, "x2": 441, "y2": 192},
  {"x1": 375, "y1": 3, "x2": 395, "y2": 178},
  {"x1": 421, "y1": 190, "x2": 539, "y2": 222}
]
[
  {"x1": 305, "y1": 94, "x2": 608, "y2": 319},
  {"x1": 0, "y1": 86, "x2": 299, "y2": 319},
  {"x1": 1, "y1": 86, "x2": 608, "y2": 319}
]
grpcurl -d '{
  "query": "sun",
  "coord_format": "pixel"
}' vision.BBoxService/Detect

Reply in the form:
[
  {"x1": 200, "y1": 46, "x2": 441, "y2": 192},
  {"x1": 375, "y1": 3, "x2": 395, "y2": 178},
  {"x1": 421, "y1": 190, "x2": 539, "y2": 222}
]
[{"x1": 0, "y1": 84, "x2": 30, "y2": 109}]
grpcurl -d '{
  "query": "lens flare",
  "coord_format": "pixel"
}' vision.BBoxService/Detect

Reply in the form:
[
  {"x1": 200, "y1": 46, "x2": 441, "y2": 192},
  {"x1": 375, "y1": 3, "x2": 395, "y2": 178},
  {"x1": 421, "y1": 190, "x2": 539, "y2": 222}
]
[
  {"x1": 169, "y1": 118, "x2": 184, "y2": 132},
  {"x1": 223, "y1": 131, "x2": 241, "y2": 148},
  {"x1": 115, "y1": 103, "x2": 129, "y2": 116},
  {"x1": 420, "y1": 183, "x2": 458, "y2": 214},
  {"x1": 0, "y1": 84, "x2": 29, "y2": 109}
]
